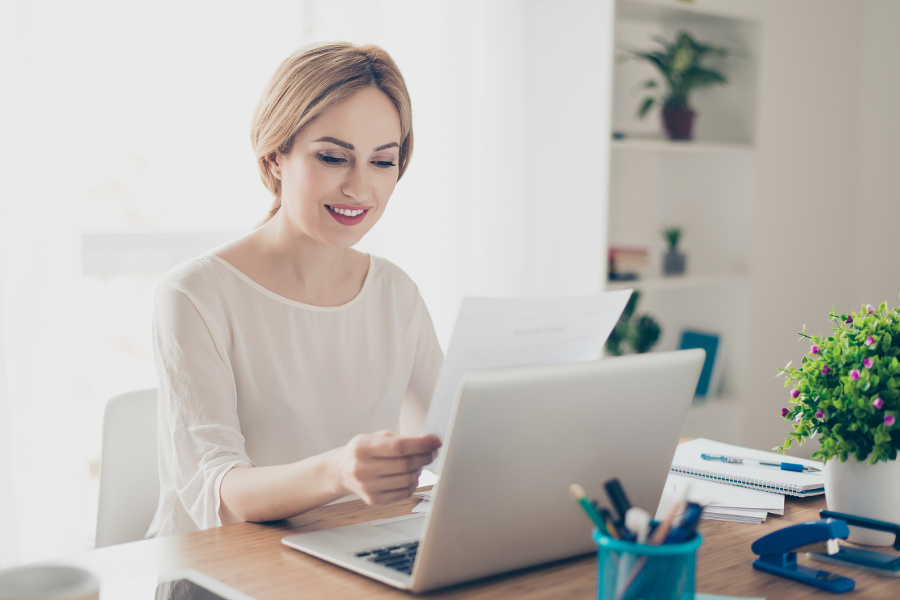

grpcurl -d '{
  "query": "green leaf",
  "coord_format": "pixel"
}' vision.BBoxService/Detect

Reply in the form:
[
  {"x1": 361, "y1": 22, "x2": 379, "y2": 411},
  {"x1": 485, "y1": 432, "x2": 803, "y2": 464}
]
[{"x1": 637, "y1": 96, "x2": 656, "y2": 119}]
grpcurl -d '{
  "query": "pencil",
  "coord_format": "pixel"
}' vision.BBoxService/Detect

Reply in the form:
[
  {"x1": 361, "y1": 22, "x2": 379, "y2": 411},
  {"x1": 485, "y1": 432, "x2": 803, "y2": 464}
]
[
  {"x1": 650, "y1": 482, "x2": 691, "y2": 545},
  {"x1": 569, "y1": 484, "x2": 611, "y2": 537}
]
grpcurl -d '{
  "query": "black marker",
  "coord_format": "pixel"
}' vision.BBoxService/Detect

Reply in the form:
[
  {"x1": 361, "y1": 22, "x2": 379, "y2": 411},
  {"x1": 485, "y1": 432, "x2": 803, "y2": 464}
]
[{"x1": 604, "y1": 478, "x2": 633, "y2": 524}]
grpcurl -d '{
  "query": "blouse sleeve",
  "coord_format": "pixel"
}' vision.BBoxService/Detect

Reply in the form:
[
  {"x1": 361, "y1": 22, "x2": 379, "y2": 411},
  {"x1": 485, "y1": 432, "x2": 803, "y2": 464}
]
[
  {"x1": 400, "y1": 292, "x2": 444, "y2": 436},
  {"x1": 153, "y1": 275, "x2": 254, "y2": 530}
]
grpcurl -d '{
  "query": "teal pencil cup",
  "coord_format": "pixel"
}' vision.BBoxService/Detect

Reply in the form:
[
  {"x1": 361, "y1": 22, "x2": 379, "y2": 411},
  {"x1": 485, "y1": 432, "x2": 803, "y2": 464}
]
[{"x1": 593, "y1": 530, "x2": 701, "y2": 600}]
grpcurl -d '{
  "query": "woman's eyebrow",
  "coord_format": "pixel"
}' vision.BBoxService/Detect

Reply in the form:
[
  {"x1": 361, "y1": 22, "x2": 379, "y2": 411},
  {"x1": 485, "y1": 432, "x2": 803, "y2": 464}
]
[
  {"x1": 312, "y1": 137, "x2": 399, "y2": 152},
  {"x1": 313, "y1": 136, "x2": 353, "y2": 149}
]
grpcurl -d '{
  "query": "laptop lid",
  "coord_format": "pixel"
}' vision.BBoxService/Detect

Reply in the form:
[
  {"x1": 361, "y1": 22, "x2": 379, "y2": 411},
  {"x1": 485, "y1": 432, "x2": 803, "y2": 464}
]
[{"x1": 410, "y1": 349, "x2": 704, "y2": 592}]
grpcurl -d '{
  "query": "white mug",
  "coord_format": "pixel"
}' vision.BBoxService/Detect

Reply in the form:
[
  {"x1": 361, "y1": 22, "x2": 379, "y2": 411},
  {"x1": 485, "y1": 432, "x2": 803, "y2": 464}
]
[{"x1": 0, "y1": 565, "x2": 99, "y2": 600}]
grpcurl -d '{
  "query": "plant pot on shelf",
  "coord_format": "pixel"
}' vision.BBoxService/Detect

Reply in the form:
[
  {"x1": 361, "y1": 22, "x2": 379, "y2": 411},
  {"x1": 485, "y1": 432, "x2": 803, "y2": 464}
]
[
  {"x1": 663, "y1": 250, "x2": 686, "y2": 276},
  {"x1": 662, "y1": 106, "x2": 696, "y2": 141},
  {"x1": 824, "y1": 458, "x2": 900, "y2": 546}
]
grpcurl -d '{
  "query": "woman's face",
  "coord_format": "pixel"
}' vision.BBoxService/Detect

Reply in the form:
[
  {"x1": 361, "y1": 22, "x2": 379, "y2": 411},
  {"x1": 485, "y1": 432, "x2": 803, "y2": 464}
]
[{"x1": 268, "y1": 86, "x2": 402, "y2": 249}]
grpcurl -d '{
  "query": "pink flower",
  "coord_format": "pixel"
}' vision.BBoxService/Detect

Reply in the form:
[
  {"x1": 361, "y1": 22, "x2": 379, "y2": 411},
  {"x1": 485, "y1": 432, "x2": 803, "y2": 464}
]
[
  {"x1": 886, "y1": 415, "x2": 896, "y2": 427},
  {"x1": 822, "y1": 366, "x2": 832, "y2": 375},
  {"x1": 810, "y1": 345, "x2": 820, "y2": 354},
  {"x1": 864, "y1": 358, "x2": 874, "y2": 369},
  {"x1": 850, "y1": 370, "x2": 861, "y2": 380},
  {"x1": 867, "y1": 304, "x2": 875, "y2": 314},
  {"x1": 866, "y1": 336, "x2": 875, "y2": 346},
  {"x1": 845, "y1": 317, "x2": 853, "y2": 324},
  {"x1": 791, "y1": 389, "x2": 800, "y2": 399},
  {"x1": 873, "y1": 397, "x2": 884, "y2": 409},
  {"x1": 815, "y1": 410, "x2": 825, "y2": 419},
  {"x1": 781, "y1": 407, "x2": 790, "y2": 418}
]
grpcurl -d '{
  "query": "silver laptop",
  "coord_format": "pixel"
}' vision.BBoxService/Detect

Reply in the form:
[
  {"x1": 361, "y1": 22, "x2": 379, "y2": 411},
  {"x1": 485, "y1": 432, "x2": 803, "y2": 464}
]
[{"x1": 282, "y1": 349, "x2": 704, "y2": 593}]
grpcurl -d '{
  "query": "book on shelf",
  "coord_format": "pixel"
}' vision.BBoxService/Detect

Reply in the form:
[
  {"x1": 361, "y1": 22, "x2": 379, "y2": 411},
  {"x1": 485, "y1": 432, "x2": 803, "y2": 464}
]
[
  {"x1": 670, "y1": 438, "x2": 825, "y2": 497},
  {"x1": 607, "y1": 245, "x2": 648, "y2": 281},
  {"x1": 678, "y1": 330, "x2": 723, "y2": 398}
]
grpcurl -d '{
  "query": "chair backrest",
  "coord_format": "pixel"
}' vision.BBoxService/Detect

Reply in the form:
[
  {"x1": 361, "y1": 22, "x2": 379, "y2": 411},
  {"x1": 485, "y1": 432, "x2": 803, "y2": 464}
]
[{"x1": 95, "y1": 388, "x2": 159, "y2": 548}]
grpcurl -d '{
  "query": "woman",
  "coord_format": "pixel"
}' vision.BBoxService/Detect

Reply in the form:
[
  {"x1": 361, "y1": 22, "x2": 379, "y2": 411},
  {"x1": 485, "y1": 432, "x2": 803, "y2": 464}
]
[{"x1": 147, "y1": 42, "x2": 443, "y2": 537}]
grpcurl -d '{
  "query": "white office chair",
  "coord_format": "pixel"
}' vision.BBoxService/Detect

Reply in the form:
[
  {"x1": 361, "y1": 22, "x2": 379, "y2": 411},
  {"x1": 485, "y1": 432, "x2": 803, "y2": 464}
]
[{"x1": 95, "y1": 388, "x2": 159, "y2": 548}]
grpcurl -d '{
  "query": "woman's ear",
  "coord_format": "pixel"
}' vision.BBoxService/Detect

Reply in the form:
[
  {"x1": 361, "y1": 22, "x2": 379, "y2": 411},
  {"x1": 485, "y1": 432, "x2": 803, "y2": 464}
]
[{"x1": 265, "y1": 151, "x2": 282, "y2": 180}]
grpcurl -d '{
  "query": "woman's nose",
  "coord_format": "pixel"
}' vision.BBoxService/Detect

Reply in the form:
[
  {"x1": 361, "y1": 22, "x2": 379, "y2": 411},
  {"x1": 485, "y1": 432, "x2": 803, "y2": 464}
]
[{"x1": 341, "y1": 164, "x2": 371, "y2": 202}]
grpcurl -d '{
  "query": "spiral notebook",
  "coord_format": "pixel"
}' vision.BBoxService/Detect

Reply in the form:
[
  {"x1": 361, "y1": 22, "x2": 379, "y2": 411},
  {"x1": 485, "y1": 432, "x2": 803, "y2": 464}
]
[{"x1": 670, "y1": 438, "x2": 825, "y2": 497}]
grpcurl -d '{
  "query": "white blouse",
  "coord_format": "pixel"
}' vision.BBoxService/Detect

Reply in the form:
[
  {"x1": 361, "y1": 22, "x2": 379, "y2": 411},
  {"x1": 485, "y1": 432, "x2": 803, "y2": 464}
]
[{"x1": 146, "y1": 254, "x2": 443, "y2": 537}]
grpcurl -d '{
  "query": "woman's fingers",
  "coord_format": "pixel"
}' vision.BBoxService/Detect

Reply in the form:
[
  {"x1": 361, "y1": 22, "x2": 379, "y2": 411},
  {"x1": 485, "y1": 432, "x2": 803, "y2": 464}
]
[
  {"x1": 342, "y1": 431, "x2": 440, "y2": 505},
  {"x1": 356, "y1": 431, "x2": 441, "y2": 459}
]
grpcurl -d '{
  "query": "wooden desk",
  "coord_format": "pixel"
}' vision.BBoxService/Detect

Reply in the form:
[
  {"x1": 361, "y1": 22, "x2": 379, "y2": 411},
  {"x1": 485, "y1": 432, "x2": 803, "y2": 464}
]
[{"x1": 60, "y1": 491, "x2": 898, "y2": 599}]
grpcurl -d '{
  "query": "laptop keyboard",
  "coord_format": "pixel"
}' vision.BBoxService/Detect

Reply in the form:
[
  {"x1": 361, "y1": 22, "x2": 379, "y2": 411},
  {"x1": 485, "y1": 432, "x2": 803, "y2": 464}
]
[{"x1": 354, "y1": 541, "x2": 419, "y2": 575}]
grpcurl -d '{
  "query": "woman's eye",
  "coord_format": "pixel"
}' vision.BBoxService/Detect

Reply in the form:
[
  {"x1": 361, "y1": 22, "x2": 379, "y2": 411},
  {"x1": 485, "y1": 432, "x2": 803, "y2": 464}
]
[
  {"x1": 372, "y1": 160, "x2": 397, "y2": 169},
  {"x1": 318, "y1": 154, "x2": 346, "y2": 165}
]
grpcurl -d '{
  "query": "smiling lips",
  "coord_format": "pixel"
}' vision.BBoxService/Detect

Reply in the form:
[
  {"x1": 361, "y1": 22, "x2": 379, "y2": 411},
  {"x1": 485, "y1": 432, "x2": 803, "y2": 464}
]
[{"x1": 325, "y1": 204, "x2": 370, "y2": 226}]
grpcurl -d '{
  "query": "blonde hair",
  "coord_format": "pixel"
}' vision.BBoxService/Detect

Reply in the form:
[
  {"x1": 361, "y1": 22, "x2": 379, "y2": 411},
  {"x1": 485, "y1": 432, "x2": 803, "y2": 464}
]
[{"x1": 250, "y1": 42, "x2": 413, "y2": 225}]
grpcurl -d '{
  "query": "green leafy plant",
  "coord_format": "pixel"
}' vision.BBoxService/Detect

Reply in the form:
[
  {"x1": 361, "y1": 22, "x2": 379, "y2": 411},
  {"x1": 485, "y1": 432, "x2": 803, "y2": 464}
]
[
  {"x1": 662, "y1": 227, "x2": 682, "y2": 252},
  {"x1": 606, "y1": 291, "x2": 661, "y2": 356},
  {"x1": 776, "y1": 298, "x2": 900, "y2": 464},
  {"x1": 626, "y1": 31, "x2": 728, "y2": 118}
]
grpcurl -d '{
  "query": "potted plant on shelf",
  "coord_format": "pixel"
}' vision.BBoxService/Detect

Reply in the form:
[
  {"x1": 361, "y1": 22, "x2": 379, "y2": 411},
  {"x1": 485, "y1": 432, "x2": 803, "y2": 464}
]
[
  {"x1": 661, "y1": 226, "x2": 686, "y2": 276},
  {"x1": 625, "y1": 31, "x2": 728, "y2": 141},
  {"x1": 606, "y1": 291, "x2": 661, "y2": 356},
  {"x1": 776, "y1": 298, "x2": 900, "y2": 545}
]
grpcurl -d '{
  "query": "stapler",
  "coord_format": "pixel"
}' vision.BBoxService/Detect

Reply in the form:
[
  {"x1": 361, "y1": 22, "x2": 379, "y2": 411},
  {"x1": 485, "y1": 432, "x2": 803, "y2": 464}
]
[
  {"x1": 809, "y1": 510, "x2": 900, "y2": 576},
  {"x1": 751, "y1": 519, "x2": 855, "y2": 593}
]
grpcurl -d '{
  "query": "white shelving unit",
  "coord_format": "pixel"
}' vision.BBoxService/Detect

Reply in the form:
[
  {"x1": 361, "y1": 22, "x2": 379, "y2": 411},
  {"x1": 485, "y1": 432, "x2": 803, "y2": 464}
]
[{"x1": 607, "y1": 0, "x2": 760, "y2": 444}]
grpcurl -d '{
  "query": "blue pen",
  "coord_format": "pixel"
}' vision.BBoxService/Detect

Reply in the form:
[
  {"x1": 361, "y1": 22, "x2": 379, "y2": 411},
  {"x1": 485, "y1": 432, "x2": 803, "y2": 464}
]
[
  {"x1": 664, "y1": 502, "x2": 703, "y2": 544},
  {"x1": 701, "y1": 453, "x2": 822, "y2": 473}
]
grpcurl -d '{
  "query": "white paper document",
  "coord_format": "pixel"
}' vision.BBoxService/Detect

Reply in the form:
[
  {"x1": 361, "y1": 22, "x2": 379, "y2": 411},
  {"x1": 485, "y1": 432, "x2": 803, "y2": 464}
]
[
  {"x1": 423, "y1": 290, "x2": 632, "y2": 442},
  {"x1": 656, "y1": 473, "x2": 785, "y2": 524}
]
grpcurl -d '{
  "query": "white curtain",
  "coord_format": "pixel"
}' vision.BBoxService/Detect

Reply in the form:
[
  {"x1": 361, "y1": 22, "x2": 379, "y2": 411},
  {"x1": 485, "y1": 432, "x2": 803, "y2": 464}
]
[{"x1": 1, "y1": 0, "x2": 88, "y2": 567}]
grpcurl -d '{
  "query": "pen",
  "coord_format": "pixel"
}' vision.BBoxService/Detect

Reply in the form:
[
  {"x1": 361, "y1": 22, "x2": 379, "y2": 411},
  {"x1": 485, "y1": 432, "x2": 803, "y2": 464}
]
[
  {"x1": 593, "y1": 500, "x2": 620, "y2": 540},
  {"x1": 664, "y1": 502, "x2": 703, "y2": 544},
  {"x1": 569, "y1": 484, "x2": 611, "y2": 537},
  {"x1": 604, "y1": 478, "x2": 633, "y2": 523},
  {"x1": 700, "y1": 453, "x2": 822, "y2": 473}
]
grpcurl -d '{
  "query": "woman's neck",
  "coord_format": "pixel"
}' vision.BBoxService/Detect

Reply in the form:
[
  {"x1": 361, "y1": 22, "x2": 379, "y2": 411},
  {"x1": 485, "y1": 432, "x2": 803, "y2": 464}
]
[{"x1": 214, "y1": 216, "x2": 369, "y2": 306}]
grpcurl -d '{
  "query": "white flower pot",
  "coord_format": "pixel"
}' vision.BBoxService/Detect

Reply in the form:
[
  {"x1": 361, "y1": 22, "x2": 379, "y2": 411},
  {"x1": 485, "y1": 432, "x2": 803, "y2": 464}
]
[{"x1": 824, "y1": 458, "x2": 900, "y2": 546}]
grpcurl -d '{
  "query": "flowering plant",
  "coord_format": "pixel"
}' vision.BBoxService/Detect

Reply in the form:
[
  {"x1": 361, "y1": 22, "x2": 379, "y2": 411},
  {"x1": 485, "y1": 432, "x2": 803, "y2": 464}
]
[{"x1": 776, "y1": 299, "x2": 900, "y2": 464}]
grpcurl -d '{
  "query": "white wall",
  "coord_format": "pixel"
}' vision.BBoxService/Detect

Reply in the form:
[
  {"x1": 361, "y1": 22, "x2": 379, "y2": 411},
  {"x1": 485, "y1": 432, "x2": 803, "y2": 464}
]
[
  {"x1": 853, "y1": 0, "x2": 900, "y2": 309},
  {"x1": 742, "y1": 0, "x2": 864, "y2": 454}
]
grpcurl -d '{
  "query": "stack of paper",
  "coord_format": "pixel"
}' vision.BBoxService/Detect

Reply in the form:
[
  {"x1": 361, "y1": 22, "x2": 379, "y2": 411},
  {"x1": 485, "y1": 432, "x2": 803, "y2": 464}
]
[
  {"x1": 655, "y1": 473, "x2": 784, "y2": 524},
  {"x1": 656, "y1": 437, "x2": 824, "y2": 524}
]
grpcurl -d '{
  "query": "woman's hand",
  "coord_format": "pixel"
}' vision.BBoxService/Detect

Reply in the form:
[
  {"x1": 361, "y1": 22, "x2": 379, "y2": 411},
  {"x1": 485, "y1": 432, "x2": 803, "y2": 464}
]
[{"x1": 338, "y1": 430, "x2": 441, "y2": 505}]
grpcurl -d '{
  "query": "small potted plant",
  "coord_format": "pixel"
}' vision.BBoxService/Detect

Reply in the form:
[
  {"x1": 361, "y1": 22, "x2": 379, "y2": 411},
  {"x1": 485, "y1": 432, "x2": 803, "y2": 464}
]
[
  {"x1": 625, "y1": 31, "x2": 728, "y2": 140},
  {"x1": 776, "y1": 298, "x2": 900, "y2": 545},
  {"x1": 606, "y1": 291, "x2": 661, "y2": 356},
  {"x1": 661, "y1": 226, "x2": 685, "y2": 276}
]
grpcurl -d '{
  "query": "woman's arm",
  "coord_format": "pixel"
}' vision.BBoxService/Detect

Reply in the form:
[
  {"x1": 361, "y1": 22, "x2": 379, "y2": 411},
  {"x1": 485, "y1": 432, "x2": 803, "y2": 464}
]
[{"x1": 219, "y1": 430, "x2": 441, "y2": 524}]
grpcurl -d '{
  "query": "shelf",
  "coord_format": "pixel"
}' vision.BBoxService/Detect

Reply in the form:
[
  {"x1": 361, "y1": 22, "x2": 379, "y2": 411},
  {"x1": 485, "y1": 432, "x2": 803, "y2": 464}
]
[
  {"x1": 611, "y1": 137, "x2": 755, "y2": 156},
  {"x1": 606, "y1": 273, "x2": 749, "y2": 293},
  {"x1": 616, "y1": 0, "x2": 761, "y2": 25}
]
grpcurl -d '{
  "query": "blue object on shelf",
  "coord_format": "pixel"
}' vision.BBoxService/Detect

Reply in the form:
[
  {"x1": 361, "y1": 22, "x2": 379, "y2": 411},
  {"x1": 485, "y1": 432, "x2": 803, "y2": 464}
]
[
  {"x1": 678, "y1": 330, "x2": 719, "y2": 397},
  {"x1": 751, "y1": 519, "x2": 855, "y2": 593}
]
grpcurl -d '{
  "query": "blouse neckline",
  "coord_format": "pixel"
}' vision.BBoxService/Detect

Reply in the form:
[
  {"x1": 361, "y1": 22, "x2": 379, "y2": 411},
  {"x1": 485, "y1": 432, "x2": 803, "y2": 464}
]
[{"x1": 204, "y1": 254, "x2": 375, "y2": 312}]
